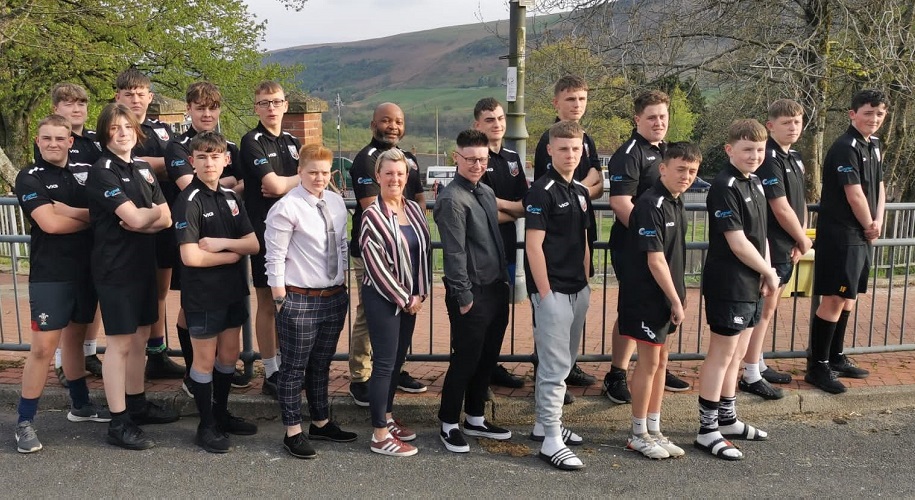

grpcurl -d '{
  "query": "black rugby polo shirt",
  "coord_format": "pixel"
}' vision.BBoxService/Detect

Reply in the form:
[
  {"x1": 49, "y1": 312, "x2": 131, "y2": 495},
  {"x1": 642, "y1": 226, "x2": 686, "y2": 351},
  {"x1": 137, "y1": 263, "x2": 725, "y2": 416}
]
[
  {"x1": 86, "y1": 150, "x2": 165, "y2": 284},
  {"x1": 136, "y1": 117, "x2": 171, "y2": 158},
  {"x1": 15, "y1": 158, "x2": 92, "y2": 282},
  {"x1": 166, "y1": 127, "x2": 240, "y2": 202},
  {"x1": 818, "y1": 126, "x2": 883, "y2": 244},
  {"x1": 702, "y1": 163, "x2": 767, "y2": 301},
  {"x1": 173, "y1": 176, "x2": 254, "y2": 312},
  {"x1": 757, "y1": 137, "x2": 806, "y2": 263},
  {"x1": 481, "y1": 145, "x2": 528, "y2": 263},
  {"x1": 607, "y1": 130, "x2": 666, "y2": 250},
  {"x1": 523, "y1": 168, "x2": 591, "y2": 294},
  {"x1": 32, "y1": 129, "x2": 101, "y2": 181},
  {"x1": 239, "y1": 122, "x2": 301, "y2": 227},
  {"x1": 626, "y1": 180, "x2": 686, "y2": 307}
]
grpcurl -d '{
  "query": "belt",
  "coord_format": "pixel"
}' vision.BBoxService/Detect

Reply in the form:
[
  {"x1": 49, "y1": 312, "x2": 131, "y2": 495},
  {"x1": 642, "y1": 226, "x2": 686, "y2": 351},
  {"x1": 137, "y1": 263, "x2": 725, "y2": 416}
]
[{"x1": 286, "y1": 285, "x2": 346, "y2": 297}]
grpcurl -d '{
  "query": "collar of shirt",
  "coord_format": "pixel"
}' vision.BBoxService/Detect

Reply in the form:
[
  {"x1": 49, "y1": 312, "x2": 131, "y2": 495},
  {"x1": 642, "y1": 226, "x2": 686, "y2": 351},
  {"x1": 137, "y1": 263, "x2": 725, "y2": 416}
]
[
  {"x1": 101, "y1": 148, "x2": 138, "y2": 169},
  {"x1": 34, "y1": 156, "x2": 65, "y2": 171},
  {"x1": 188, "y1": 176, "x2": 224, "y2": 196},
  {"x1": 295, "y1": 184, "x2": 329, "y2": 208},
  {"x1": 724, "y1": 162, "x2": 753, "y2": 180},
  {"x1": 845, "y1": 125, "x2": 876, "y2": 145},
  {"x1": 255, "y1": 121, "x2": 283, "y2": 141},
  {"x1": 766, "y1": 137, "x2": 791, "y2": 159},
  {"x1": 652, "y1": 178, "x2": 681, "y2": 204},
  {"x1": 630, "y1": 129, "x2": 664, "y2": 152},
  {"x1": 452, "y1": 172, "x2": 479, "y2": 192},
  {"x1": 545, "y1": 165, "x2": 574, "y2": 186}
]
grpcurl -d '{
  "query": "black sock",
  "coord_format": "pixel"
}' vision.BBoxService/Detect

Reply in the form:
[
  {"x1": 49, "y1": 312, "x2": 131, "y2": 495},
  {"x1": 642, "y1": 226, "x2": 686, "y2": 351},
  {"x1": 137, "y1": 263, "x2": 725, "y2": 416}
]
[
  {"x1": 212, "y1": 370, "x2": 233, "y2": 420},
  {"x1": 67, "y1": 376, "x2": 90, "y2": 409},
  {"x1": 111, "y1": 409, "x2": 131, "y2": 423},
  {"x1": 810, "y1": 315, "x2": 836, "y2": 363},
  {"x1": 126, "y1": 392, "x2": 146, "y2": 414},
  {"x1": 830, "y1": 310, "x2": 851, "y2": 360},
  {"x1": 609, "y1": 365, "x2": 626, "y2": 377},
  {"x1": 189, "y1": 379, "x2": 215, "y2": 427},
  {"x1": 176, "y1": 325, "x2": 193, "y2": 376},
  {"x1": 718, "y1": 396, "x2": 737, "y2": 426},
  {"x1": 698, "y1": 397, "x2": 719, "y2": 433}
]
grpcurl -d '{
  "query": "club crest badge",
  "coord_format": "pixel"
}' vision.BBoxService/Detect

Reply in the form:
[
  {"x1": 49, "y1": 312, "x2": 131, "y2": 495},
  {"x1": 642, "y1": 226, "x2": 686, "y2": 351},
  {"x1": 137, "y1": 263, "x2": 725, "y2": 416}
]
[
  {"x1": 155, "y1": 128, "x2": 170, "y2": 141},
  {"x1": 139, "y1": 168, "x2": 155, "y2": 184},
  {"x1": 288, "y1": 145, "x2": 299, "y2": 160},
  {"x1": 226, "y1": 199, "x2": 239, "y2": 216},
  {"x1": 578, "y1": 194, "x2": 587, "y2": 212},
  {"x1": 73, "y1": 172, "x2": 88, "y2": 186},
  {"x1": 508, "y1": 161, "x2": 520, "y2": 177}
]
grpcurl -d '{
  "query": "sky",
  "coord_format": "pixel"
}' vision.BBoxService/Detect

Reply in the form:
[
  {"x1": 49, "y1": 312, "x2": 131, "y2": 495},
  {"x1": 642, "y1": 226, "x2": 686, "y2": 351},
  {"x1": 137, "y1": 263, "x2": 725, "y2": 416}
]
[{"x1": 245, "y1": 0, "x2": 561, "y2": 51}]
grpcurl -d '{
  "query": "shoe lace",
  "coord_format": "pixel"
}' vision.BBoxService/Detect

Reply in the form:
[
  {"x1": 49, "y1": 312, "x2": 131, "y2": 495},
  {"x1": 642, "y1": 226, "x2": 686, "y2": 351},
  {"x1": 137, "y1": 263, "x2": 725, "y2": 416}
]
[{"x1": 18, "y1": 423, "x2": 37, "y2": 440}]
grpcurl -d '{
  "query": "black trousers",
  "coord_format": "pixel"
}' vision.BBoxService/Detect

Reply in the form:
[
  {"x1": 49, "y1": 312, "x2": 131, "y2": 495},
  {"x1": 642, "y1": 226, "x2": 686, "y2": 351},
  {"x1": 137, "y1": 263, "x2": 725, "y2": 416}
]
[{"x1": 438, "y1": 281, "x2": 510, "y2": 424}]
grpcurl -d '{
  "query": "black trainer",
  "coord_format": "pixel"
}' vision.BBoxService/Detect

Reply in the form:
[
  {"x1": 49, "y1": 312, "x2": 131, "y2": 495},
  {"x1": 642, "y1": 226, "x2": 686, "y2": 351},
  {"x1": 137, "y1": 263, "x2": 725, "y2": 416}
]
[
  {"x1": 130, "y1": 400, "x2": 180, "y2": 425},
  {"x1": 564, "y1": 390, "x2": 575, "y2": 405},
  {"x1": 196, "y1": 424, "x2": 231, "y2": 453},
  {"x1": 216, "y1": 411, "x2": 258, "y2": 436},
  {"x1": 144, "y1": 349, "x2": 186, "y2": 380},
  {"x1": 284, "y1": 432, "x2": 316, "y2": 459},
  {"x1": 309, "y1": 421, "x2": 357, "y2": 442},
  {"x1": 463, "y1": 419, "x2": 512, "y2": 440},
  {"x1": 664, "y1": 370, "x2": 691, "y2": 392},
  {"x1": 738, "y1": 378, "x2": 784, "y2": 400},
  {"x1": 565, "y1": 363, "x2": 596, "y2": 386},
  {"x1": 805, "y1": 361, "x2": 847, "y2": 394},
  {"x1": 490, "y1": 364, "x2": 524, "y2": 388},
  {"x1": 830, "y1": 354, "x2": 870, "y2": 379},
  {"x1": 761, "y1": 367, "x2": 793, "y2": 384},
  {"x1": 349, "y1": 380, "x2": 370, "y2": 407},
  {"x1": 440, "y1": 428, "x2": 469, "y2": 453},
  {"x1": 397, "y1": 371, "x2": 427, "y2": 393},
  {"x1": 107, "y1": 419, "x2": 155, "y2": 450},
  {"x1": 602, "y1": 371, "x2": 631, "y2": 404},
  {"x1": 85, "y1": 354, "x2": 103, "y2": 377},
  {"x1": 261, "y1": 372, "x2": 278, "y2": 399}
]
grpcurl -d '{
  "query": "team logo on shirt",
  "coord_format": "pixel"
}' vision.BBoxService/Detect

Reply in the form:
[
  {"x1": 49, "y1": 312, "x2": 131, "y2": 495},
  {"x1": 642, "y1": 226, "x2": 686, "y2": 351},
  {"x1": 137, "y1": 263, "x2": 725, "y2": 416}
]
[
  {"x1": 638, "y1": 227, "x2": 657, "y2": 237},
  {"x1": 175, "y1": 221, "x2": 188, "y2": 230},
  {"x1": 288, "y1": 145, "x2": 299, "y2": 160},
  {"x1": 406, "y1": 158, "x2": 417, "y2": 170},
  {"x1": 254, "y1": 158, "x2": 268, "y2": 166},
  {"x1": 610, "y1": 175, "x2": 624, "y2": 182},
  {"x1": 837, "y1": 165, "x2": 854, "y2": 173},
  {"x1": 578, "y1": 194, "x2": 587, "y2": 212},
  {"x1": 762, "y1": 178, "x2": 779, "y2": 186},
  {"x1": 508, "y1": 161, "x2": 520, "y2": 177},
  {"x1": 21, "y1": 193, "x2": 37, "y2": 202},
  {"x1": 155, "y1": 128, "x2": 170, "y2": 141},
  {"x1": 104, "y1": 188, "x2": 121, "y2": 198},
  {"x1": 73, "y1": 172, "x2": 88, "y2": 185},
  {"x1": 714, "y1": 210, "x2": 732, "y2": 219},
  {"x1": 357, "y1": 177, "x2": 374, "y2": 185},
  {"x1": 38, "y1": 312, "x2": 49, "y2": 326},
  {"x1": 139, "y1": 168, "x2": 155, "y2": 184},
  {"x1": 526, "y1": 204, "x2": 542, "y2": 215},
  {"x1": 226, "y1": 199, "x2": 239, "y2": 216}
]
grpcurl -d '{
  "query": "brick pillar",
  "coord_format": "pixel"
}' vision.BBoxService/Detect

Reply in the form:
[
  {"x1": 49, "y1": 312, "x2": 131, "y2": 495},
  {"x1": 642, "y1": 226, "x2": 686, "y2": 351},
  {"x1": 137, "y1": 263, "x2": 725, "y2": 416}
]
[{"x1": 282, "y1": 91, "x2": 328, "y2": 146}]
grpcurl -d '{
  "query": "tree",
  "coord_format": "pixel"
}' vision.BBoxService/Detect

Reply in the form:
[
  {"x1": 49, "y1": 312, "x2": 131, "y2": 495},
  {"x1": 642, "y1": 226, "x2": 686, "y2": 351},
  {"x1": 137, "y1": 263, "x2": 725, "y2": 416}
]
[{"x1": 0, "y1": 0, "x2": 295, "y2": 187}]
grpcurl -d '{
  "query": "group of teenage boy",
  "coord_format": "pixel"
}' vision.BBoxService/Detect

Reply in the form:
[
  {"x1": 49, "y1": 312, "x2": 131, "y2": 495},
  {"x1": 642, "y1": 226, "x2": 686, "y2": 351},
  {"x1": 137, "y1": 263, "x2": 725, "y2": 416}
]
[{"x1": 13, "y1": 67, "x2": 888, "y2": 468}]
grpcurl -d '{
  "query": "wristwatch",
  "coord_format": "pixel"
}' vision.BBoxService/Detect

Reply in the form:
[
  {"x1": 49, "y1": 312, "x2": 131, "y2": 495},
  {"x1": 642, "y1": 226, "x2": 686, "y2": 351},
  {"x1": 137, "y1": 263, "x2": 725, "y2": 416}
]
[{"x1": 273, "y1": 296, "x2": 286, "y2": 308}]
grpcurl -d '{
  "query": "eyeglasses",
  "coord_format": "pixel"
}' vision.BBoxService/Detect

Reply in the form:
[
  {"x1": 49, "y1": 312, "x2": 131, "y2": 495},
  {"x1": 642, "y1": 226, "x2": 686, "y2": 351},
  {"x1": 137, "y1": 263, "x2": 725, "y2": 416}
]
[
  {"x1": 255, "y1": 99, "x2": 286, "y2": 109},
  {"x1": 454, "y1": 151, "x2": 488, "y2": 166}
]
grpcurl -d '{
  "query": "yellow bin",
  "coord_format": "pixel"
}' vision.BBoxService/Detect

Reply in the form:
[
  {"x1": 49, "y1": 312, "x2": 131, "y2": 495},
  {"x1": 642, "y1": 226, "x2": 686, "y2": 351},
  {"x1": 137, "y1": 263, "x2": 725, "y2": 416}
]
[{"x1": 781, "y1": 228, "x2": 816, "y2": 297}]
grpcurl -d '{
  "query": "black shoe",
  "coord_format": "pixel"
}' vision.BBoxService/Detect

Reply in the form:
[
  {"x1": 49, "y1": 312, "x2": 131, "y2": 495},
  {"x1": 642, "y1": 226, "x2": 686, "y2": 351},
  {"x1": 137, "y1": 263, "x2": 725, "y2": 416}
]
[
  {"x1": 216, "y1": 411, "x2": 258, "y2": 436},
  {"x1": 602, "y1": 371, "x2": 631, "y2": 404},
  {"x1": 130, "y1": 400, "x2": 180, "y2": 425},
  {"x1": 85, "y1": 354, "x2": 103, "y2": 377},
  {"x1": 397, "y1": 371, "x2": 427, "y2": 393},
  {"x1": 107, "y1": 419, "x2": 155, "y2": 450},
  {"x1": 261, "y1": 373, "x2": 278, "y2": 399},
  {"x1": 144, "y1": 349, "x2": 186, "y2": 380},
  {"x1": 738, "y1": 378, "x2": 784, "y2": 400},
  {"x1": 284, "y1": 432, "x2": 316, "y2": 459},
  {"x1": 761, "y1": 367, "x2": 793, "y2": 384},
  {"x1": 309, "y1": 421, "x2": 357, "y2": 442},
  {"x1": 231, "y1": 370, "x2": 252, "y2": 389},
  {"x1": 563, "y1": 390, "x2": 575, "y2": 405},
  {"x1": 491, "y1": 364, "x2": 524, "y2": 388},
  {"x1": 440, "y1": 428, "x2": 469, "y2": 453},
  {"x1": 805, "y1": 361, "x2": 847, "y2": 394},
  {"x1": 829, "y1": 354, "x2": 870, "y2": 379},
  {"x1": 664, "y1": 370, "x2": 691, "y2": 392},
  {"x1": 55, "y1": 367, "x2": 68, "y2": 388},
  {"x1": 349, "y1": 381, "x2": 370, "y2": 407},
  {"x1": 196, "y1": 424, "x2": 231, "y2": 453},
  {"x1": 565, "y1": 363, "x2": 596, "y2": 386},
  {"x1": 463, "y1": 419, "x2": 512, "y2": 440}
]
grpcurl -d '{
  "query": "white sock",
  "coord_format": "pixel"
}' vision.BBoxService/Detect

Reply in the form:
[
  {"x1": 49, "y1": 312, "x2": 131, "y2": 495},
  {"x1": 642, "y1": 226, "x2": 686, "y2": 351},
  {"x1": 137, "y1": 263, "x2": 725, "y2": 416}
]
[
  {"x1": 631, "y1": 417, "x2": 647, "y2": 435},
  {"x1": 54, "y1": 348, "x2": 62, "y2": 369},
  {"x1": 743, "y1": 362, "x2": 762, "y2": 383},
  {"x1": 465, "y1": 414, "x2": 484, "y2": 427},
  {"x1": 540, "y1": 435, "x2": 582, "y2": 466},
  {"x1": 263, "y1": 356, "x2": 279, "y2": 378},
  {"x1": 83, "y1": 340, "x2": 97, "y2": 356},
  {"x1": 442, "y1": 421, "x2": 459, "y2": 433},
  {"x1": 647, "y1": 413, "x2": 661, "y2": 433},
  {"x1": 276, "y1": 351, "x2": 282, "y2": 367},
  {"x1": 758, "y1": 354, "x2": 768, "y2": 372}
]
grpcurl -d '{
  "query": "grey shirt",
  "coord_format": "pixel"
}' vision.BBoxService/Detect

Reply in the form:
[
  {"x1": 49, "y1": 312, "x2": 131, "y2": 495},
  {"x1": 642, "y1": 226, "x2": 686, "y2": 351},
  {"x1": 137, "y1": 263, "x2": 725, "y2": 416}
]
[{"x1": 433, "y1": 173, "x2": 508, "y2": 307}]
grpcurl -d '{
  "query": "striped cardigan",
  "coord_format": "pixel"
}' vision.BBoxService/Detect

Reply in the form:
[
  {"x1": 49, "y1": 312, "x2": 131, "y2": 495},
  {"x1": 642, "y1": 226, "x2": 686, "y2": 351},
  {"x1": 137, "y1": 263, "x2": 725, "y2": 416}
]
[{"x1": 359, "y1": 196, "x2": 432, "y2": 311}]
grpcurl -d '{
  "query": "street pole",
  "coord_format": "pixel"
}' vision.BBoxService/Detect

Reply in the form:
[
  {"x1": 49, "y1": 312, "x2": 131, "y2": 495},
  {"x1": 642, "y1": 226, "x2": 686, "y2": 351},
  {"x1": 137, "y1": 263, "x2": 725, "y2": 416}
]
[{"x1": 506, "y1": 0, "x2": 530, "y2": 302}]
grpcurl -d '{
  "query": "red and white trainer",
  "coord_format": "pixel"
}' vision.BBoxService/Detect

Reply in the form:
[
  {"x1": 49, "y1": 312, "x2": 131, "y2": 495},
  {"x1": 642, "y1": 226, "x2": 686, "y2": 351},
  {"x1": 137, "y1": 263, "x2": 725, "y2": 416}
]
[
  {"x1": 370, "y1": 433, "x2": 418, "y2": 457},
  {"x1": 386, "y1": 418, "x2": 416, "y2": 442}
]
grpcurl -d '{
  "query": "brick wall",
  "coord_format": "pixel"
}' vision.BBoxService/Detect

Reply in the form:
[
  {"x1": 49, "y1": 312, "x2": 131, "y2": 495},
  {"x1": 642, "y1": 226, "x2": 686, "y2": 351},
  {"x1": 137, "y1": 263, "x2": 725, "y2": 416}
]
[{"x1": 282, "y1": 112, "x2": 323, "y2": 146}]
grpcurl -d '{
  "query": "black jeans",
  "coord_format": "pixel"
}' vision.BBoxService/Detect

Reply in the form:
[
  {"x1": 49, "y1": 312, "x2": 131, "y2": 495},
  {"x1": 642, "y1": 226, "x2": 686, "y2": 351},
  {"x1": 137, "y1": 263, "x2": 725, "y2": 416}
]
[
  {"x1": 438, "y1": 281, "x2": 510, "y2": 424},
  {"x1": 362, "y1": 285, "x2": 417, "y2": 429}
]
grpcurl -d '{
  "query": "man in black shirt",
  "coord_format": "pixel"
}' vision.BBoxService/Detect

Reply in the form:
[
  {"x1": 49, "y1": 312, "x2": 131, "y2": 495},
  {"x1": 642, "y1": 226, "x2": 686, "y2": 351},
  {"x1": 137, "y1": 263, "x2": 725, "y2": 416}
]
[
  {"x1": 473, "y1": 97, "x2": 527, "y2": 389},
  {"x1": 807, "y1": 90, "x2": 888, "y2": 394},
  {"x1": 346, "y1": 102, "x2": 427, "y2": 405},
  {"x1": 173, "y1": 131, "x2": 260, "y2": 453},
  {"x1": 739, "y1": 99, "x2": 812, "y2": 400},
  {"x1": 114, "y1": 68, "x2": 186, "y2": 380},
  {"x1": 532, "y1": 75, "x2": 601, "y2": 391},
  {"x1": 239, "y1": 81, "x2": 301, "y2": 397}
]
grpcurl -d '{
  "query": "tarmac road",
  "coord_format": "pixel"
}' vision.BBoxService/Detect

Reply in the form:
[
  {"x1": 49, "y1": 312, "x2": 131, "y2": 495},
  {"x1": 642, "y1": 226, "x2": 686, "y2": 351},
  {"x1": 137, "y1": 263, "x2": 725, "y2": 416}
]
[{"x1": 3, "y1": 403, "x2": 914, "y2": 498}]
